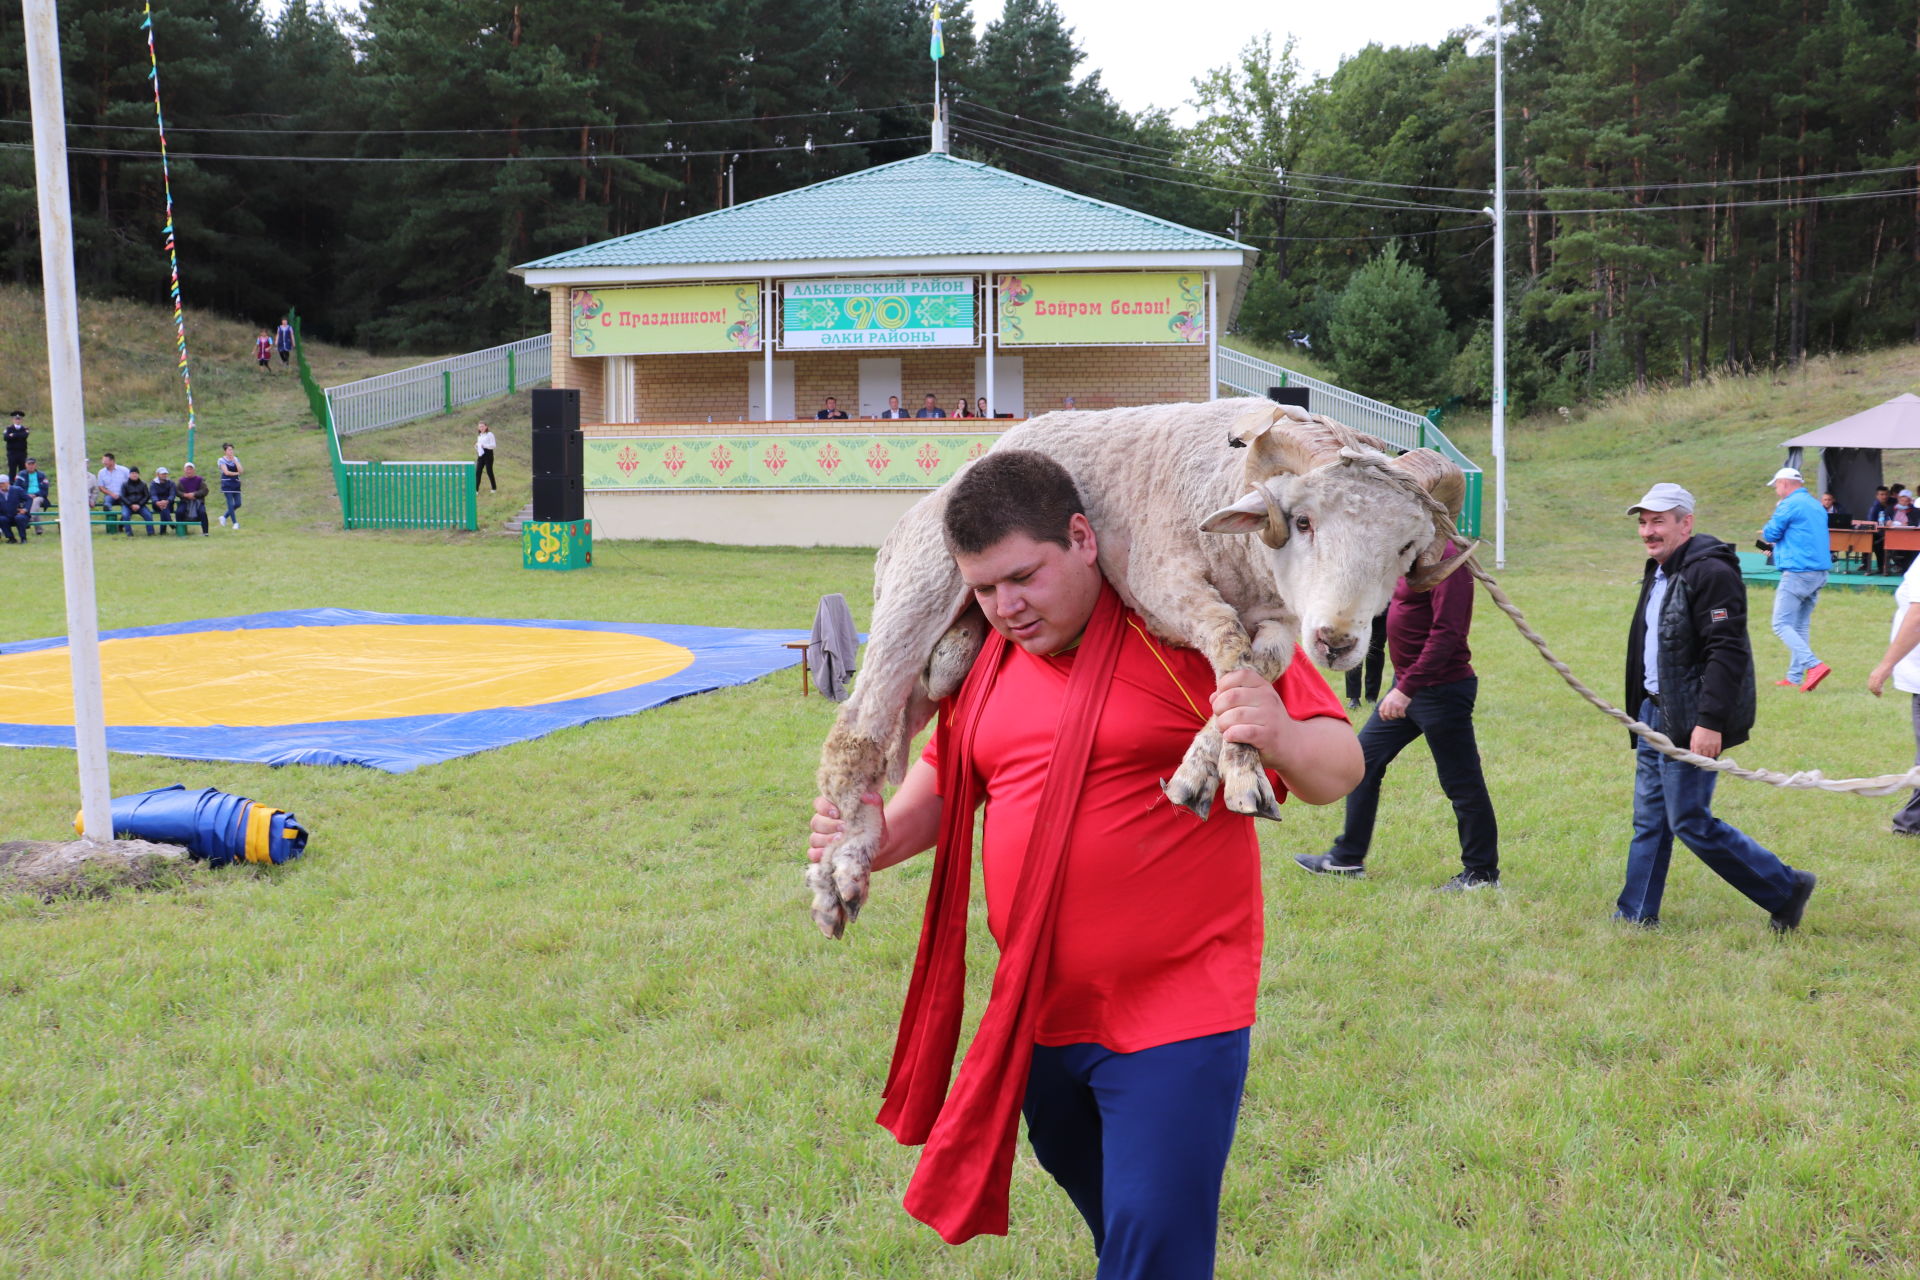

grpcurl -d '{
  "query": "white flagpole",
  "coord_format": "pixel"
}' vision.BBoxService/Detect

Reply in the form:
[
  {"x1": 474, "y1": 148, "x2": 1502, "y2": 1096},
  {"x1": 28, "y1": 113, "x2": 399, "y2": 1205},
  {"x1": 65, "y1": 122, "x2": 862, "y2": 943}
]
[
  {"x1": 24, "y1": 0, "x2": 114, "y2": 841},
  {"x1": 1491, "y1": 3, "x2": 1508, "y2": 569}
]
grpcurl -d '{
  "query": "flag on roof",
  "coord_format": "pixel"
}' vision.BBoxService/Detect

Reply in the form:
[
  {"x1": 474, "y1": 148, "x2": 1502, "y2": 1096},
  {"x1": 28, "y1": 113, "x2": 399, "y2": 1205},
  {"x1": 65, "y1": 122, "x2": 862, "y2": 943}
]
[{"x1": 930, "y1": 4, "x2": 944, "y2": 60}]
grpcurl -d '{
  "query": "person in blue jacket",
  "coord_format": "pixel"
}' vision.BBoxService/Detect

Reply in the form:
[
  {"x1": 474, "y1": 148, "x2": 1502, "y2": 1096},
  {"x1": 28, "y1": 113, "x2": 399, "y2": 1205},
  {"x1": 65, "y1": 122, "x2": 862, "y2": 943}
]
[
  {"x1": 1761, "y1": 465, "x2": 1831, "y2": 690},
  {"x1": 0, "y1": 472, "x2": 31, "y2": 544}
]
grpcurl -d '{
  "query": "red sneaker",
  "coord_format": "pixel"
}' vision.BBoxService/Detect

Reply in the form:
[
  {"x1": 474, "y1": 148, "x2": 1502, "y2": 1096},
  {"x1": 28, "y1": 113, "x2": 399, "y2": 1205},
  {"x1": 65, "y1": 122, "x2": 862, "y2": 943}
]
[
  {"x1": 1775, "y1": 678, "x2": 1798, "y2": 687},
  {"x1": 1800, "y1": 662, "x2": 1832, "y2": 691}
]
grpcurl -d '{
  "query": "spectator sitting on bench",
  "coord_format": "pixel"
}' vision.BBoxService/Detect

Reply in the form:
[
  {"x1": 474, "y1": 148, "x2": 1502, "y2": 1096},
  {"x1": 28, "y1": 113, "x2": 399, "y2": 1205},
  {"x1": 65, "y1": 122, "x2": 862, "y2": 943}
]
[
  {"x1": 120, "y1": 466, "x2": 155, "y2": 536},
  {"x1": 94, "y1": 452, "x2": 129, "y2": 528},
  {"x1": 150, "y1": 466, "x2": 177, "y2": 530},
  {"x1": 0, "y1": 472, "x2": 29, "y2": 545},
  {"x1": 175, "y1": 461, "x2": 209, "y2": 535},
  {"x1": 18, "y1": 458, "x2": 49, "y2": 535}
]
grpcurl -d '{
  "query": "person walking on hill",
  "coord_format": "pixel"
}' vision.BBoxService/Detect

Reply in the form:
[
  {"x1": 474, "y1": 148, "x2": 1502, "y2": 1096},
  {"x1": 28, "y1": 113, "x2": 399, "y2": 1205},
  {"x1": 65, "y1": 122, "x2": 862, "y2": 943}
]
[
  {"x1": 1619, "y1": 482, "x2": 1816, "y2": 931},
  {"x1": 275, "y1": 317, "x2": 294, "y2": 368},
  {"x1": 1296, "y1": 544, "x2": 1501, "y2": 891},
  {"x1": 806, "y1": 449, "x2": 1361, "y2": 1275},
  {"x1": 216, "y1": 443, "x2": 243, "y2": 529},
  {"x1": 175, "y1": 461, "x2": 209, "y2": 535},
  {"x1": 4, "y1": 410, "x2": 26, "y2": 479},
  {"x1": 254, "y1": 331, "x2": 272, "y2": 372},
  {"x1": 1761, "y1": 466, "x2": 1831, "y2": 690},
  {"x1": 474, "y1": 422, "x2": 497, "y2": 492}
]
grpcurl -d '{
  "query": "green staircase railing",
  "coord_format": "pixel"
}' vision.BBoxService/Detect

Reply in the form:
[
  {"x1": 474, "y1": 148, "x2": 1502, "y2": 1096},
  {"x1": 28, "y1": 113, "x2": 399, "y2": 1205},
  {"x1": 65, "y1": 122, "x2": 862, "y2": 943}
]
[{"x1": 294, "y1": 313, "x2": 477, "y2": 532}]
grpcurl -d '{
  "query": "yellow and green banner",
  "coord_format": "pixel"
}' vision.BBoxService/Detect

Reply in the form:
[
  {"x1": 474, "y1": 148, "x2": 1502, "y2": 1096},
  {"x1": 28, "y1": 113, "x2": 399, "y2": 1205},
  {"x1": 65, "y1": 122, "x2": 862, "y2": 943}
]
[
  {"x1": 570, "y1": 284, "x2": 761, "y2": 357},
  {"x1": 997, "y1": 271, "x2": 1208, "y2": 346},
  {"x1": 780, "y1": 276, "x2": 976, "y2": 349},
  {"x1": 584, "y1": 433, "x2": 999, "y2": 489}
]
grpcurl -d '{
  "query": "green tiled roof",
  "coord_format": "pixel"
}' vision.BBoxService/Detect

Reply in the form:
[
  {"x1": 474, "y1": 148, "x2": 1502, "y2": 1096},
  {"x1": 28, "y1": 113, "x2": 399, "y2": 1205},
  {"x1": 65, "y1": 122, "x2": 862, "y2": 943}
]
[{"x1": 516, "y1": 152, "x2": 1244, "y2": 272}]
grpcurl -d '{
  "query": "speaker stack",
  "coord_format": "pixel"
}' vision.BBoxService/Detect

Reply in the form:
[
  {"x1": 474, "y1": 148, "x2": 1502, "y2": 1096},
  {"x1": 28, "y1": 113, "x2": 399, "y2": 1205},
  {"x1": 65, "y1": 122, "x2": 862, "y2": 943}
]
[{"x1": 530, "y1": 388, "x2": 584, "y2": 522}]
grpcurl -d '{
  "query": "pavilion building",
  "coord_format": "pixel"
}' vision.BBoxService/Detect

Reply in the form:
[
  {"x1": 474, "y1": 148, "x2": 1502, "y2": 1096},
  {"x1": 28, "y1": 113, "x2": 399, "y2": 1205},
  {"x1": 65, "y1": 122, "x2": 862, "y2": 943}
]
[{"x1": 513, "y1": 150, "x2": 1256, "y2": 545}]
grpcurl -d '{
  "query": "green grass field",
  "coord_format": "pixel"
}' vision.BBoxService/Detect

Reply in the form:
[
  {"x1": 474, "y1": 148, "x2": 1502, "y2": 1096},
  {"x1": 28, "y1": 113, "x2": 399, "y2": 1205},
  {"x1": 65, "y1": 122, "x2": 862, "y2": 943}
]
[{"x1": 2, "y1": 294, "x2": 1918, "y2": 1277}]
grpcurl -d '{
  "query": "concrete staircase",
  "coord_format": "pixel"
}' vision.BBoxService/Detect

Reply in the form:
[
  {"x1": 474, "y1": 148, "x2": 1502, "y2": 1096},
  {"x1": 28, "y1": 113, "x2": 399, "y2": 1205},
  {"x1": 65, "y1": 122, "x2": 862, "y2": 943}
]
[{"x1": 504, "y1": 502, "x2": 534, "y2": 533}]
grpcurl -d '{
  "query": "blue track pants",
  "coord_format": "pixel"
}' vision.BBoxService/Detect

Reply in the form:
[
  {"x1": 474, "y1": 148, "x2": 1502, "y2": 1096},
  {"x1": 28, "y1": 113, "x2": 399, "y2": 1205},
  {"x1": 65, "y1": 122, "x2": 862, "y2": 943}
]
[{"x1": 1023, "y1": 1028, "x2": 1250, "y2": 1280}]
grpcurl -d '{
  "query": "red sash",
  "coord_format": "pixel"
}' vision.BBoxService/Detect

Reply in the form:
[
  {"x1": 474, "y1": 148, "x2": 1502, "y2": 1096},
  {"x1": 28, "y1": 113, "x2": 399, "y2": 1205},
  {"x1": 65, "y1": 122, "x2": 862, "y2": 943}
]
[{"x1": 876, "y1": 582, "x2": 1128, "y2": 1244}]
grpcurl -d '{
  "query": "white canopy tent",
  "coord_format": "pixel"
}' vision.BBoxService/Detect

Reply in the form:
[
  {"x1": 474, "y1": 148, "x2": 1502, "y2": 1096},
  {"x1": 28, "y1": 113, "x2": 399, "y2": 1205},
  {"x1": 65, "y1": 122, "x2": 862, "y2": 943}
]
[{"x1": 1781, "y1": 393, "x2": 1920, "y2": 516}]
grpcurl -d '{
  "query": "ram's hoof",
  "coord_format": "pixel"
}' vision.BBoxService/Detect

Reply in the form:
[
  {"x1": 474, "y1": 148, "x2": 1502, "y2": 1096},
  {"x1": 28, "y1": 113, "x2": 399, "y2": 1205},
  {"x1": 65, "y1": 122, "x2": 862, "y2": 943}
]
[
  {"x1": 1161, "y1": 774, "x2": 1215, "y2": 821},
  {"x1": 1221, "y1": 745, "x2": 1284, "y2": 821},
  {"x1": 805, "y1": 862, "x2": 847, "y2": 940}
]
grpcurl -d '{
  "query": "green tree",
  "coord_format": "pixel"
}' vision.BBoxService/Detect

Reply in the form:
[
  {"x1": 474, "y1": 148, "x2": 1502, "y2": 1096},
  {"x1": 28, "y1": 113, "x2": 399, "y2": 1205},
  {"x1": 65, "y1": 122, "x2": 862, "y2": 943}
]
[{"x1": 1328, "y1": 245, "x2": 1454, "y2": 407}]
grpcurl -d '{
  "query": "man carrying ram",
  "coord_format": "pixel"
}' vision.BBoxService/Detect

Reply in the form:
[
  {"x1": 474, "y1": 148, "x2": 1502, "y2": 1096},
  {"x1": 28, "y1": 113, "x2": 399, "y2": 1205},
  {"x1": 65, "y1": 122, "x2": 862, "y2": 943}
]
[{"x1": 808, "y1": 448, "x2": 1362, "y2": 1278}]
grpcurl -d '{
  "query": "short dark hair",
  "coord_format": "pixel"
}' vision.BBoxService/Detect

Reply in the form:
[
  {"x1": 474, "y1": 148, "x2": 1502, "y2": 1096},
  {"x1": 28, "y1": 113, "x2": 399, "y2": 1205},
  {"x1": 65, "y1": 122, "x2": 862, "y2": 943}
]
[
  {"x1": 944, "y1": 449, "x2": 1085, "y2": 555},
  {"x1": 923, "y1": 392, "x2": 937, "y2": 401},
  {"x1": 102, "y1": 452, "x2": 114, "y2": 461}
]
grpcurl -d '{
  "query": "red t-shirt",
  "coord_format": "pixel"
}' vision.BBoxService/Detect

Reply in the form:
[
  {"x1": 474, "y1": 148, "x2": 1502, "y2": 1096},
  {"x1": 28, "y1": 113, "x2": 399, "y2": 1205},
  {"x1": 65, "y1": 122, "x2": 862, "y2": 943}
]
[{"x1": 926, "y1": 615, "x2": 1347, "y2": 1053}]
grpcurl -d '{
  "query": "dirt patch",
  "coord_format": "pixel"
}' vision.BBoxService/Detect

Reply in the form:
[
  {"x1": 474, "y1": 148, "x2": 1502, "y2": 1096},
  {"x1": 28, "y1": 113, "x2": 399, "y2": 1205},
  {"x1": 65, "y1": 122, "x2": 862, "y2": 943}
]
[{"x1": 0, "y1": 839, "x2": 194, "y2": 900}]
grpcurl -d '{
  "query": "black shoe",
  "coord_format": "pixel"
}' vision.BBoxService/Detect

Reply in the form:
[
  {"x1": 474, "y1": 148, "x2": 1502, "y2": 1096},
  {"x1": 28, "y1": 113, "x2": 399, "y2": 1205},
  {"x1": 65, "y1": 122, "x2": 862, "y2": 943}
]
[
  {"x1": 1770, "y1": 869, "x2": 1816, "y2": 932},
  {"x1": 1436, "y1": 871, "x2": 1498, "y2": 893},
  {"x1": 1295, "y1": 853, "x2": 1364, "y2": 877},
  {"x1": 1345, "y1": 697, "x2": 1362, "y2": 711}
]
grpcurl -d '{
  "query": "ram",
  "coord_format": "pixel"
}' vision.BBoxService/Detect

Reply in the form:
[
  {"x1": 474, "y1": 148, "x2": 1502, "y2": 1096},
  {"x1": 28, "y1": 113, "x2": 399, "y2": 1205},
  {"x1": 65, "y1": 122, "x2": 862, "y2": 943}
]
[{"x1": 808, "y1": 397, "x2": 1471, "y2": 938}]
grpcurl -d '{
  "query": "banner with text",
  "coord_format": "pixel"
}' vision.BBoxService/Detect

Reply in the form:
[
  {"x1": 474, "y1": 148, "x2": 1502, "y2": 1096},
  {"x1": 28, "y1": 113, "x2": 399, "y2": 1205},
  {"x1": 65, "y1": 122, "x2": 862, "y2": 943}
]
[
  {"x1": 584, "y1": 433, "x2": 999, "y2": 489},
  {"x1": 571, "y1": 284, "x2": 761, "y2": 357},
  {"x1": 997, "y1": 272, "x2": 1207, "y2": 346},
  {"x1": 780, "y1": 277, "x2": 976, "y2": 350}
]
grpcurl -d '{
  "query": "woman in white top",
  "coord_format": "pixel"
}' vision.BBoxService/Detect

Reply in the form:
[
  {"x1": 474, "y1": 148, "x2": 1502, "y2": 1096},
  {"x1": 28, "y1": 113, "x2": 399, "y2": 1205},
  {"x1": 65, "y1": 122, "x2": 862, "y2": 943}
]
[{"x1": 475, "y1": 422, "x2": 497, "y2": 491}]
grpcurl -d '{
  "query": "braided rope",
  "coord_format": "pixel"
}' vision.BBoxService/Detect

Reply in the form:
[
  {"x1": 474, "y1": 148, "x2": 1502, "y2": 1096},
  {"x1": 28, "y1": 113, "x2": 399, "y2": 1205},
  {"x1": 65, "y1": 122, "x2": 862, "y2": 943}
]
[{"x1": 1325, "y1": 430, "x2": 1920, "y2": 799}]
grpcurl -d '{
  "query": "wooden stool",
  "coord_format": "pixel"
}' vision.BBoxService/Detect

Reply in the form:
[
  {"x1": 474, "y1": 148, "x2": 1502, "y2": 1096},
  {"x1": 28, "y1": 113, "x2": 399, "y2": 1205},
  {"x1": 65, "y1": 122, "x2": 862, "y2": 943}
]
[{"x1": 783, "y1": 640, "x2": 812, "y2": 696}]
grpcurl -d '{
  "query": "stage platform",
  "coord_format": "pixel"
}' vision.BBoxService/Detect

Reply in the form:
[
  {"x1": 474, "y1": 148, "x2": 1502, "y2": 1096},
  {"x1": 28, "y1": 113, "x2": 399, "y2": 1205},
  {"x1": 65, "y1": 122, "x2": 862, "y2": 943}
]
[{"x1": 1738, "y1": 551, "x2": 1900, "y2": 593}]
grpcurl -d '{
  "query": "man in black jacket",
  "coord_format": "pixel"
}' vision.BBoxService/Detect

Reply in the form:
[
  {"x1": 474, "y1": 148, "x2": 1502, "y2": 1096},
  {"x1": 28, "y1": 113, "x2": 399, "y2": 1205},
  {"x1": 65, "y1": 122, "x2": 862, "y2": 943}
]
[{"x1": 1620, "y1": 482, "x2": 1816, "y2": 930}]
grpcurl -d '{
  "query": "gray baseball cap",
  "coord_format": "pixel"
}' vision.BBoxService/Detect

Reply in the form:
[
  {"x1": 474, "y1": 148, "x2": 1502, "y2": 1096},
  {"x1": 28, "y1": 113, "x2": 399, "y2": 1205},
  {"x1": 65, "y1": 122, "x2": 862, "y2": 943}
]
[{"x1": 1628, "y1": 482, "x2": 1694, "y2": 515}]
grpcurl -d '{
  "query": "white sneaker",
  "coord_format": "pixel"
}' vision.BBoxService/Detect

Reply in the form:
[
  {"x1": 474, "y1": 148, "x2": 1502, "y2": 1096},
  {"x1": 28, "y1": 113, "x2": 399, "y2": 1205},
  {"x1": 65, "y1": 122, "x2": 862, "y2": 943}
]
[{"x1": 218, "y1": 514, "x2": 227, "y2": 526}]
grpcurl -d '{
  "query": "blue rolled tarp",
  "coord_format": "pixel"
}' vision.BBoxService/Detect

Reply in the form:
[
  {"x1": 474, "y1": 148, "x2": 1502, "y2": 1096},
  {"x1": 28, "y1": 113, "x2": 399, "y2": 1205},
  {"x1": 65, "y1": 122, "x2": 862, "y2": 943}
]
[{"x1": 77, "y1": 784, "x2": 308, "y2": 867}]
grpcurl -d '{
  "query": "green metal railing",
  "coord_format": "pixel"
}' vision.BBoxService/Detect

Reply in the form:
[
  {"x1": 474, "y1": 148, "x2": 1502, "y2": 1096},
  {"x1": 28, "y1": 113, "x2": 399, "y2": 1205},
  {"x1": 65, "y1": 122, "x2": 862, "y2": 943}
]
[
  {"x1": 294, "y1": 312, "x2": 478, "y2": 532},
  {"x1": 1218, "y1": 347, "x2": 1483, "y2": 539}
]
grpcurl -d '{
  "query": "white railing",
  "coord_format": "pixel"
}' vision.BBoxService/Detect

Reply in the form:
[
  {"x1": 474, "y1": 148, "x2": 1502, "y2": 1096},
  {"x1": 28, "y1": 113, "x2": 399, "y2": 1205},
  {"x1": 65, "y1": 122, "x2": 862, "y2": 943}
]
[
  {"x1": 1218, "y1": 346, "x2": 1465, "y2": 460},
  {"x1": 325, "y1": 334, "x2": 552, "y2": 437}
]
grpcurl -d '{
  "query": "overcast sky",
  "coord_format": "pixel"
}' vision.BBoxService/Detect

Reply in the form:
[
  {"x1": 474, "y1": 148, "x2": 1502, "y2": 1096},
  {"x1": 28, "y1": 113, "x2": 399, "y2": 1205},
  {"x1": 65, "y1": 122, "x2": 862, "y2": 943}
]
[{"x1": 971, "y1": 0, "x2": 1496, "y2": 121}]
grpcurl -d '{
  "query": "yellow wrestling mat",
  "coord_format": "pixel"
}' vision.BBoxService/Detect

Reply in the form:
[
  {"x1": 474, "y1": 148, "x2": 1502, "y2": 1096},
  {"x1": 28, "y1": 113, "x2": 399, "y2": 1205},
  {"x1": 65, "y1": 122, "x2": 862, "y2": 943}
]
[
  {"x1": 0, "y1": 624, "x2": 695, "y2": 727},
  {"x1": 0, "y1": 610, "x2": 807, "y2": 772}
]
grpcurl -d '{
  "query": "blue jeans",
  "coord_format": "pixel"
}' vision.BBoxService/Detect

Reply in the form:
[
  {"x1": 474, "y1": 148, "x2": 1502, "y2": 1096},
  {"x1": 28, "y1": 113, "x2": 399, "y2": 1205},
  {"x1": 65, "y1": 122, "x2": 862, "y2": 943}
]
[
  {"x1": 1770, "y1": 570, "x2": 1825, "y2": 682},
  {"x1": 1619, "y1": 699, "x2": 1801, "y2": 923},
  {"x1": 222, "y1": 490, "x2": 242, "y2": 524},
  {"x1": 1024, "y1": 1029, "x2": 1250, "y2": 1280}
]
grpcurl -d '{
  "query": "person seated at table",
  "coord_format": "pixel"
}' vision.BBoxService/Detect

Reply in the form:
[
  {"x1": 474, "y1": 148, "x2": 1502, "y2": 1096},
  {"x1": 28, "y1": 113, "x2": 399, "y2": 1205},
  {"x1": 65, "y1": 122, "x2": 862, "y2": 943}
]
[
  {"x1": 1868, "y1": 486, "x2": 1896, "y2": 523},
  {"x1": 915, "y1": 393, "x2": 946, "y2": 419},
  {"x1": 815, "y1": 396, "x2": 849, "y2": 421},
  {"x1": 1821, "y1": 492, "x2": 1852, "y2": 528},
  {"x1": 119, "y1": 466, "x2": 155, "y2": 535},
  {"x1": 1891, "y1": 493, "x2": 1917, "y2": 527},
  {"x1": 875, "y1": 395, "x2": 909, "y2": 420},
  {"x1": 951, "y1": 396, "x2": 974, "y2": 419}
]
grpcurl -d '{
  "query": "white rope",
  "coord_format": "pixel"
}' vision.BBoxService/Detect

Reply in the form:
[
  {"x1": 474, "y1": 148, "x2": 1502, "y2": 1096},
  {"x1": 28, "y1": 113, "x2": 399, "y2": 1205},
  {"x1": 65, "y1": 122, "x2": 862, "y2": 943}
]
[{"x1": 1329, "y1": 426, "x2": 1920, "y2": 798}]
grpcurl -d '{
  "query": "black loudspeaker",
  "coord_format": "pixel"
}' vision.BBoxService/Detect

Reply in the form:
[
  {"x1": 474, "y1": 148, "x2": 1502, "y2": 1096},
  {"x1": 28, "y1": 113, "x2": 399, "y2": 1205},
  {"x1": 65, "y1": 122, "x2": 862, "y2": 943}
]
[
  {"x1": 531, "y1": 387, "x2": 580, "y2": 433},
  {"x1": 532, "y1": 428, "x2": 582, "y2": 479},
  {"x1": 1267, "y1": 387, "x2": 1311, "y2": 411},
  {"x1": 532, "y1": 474, "x2": 583, "y2": 522}
]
